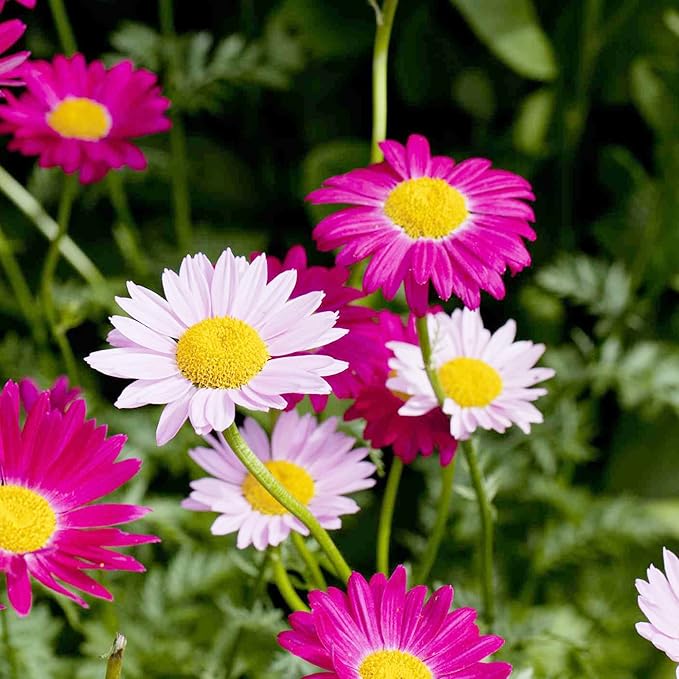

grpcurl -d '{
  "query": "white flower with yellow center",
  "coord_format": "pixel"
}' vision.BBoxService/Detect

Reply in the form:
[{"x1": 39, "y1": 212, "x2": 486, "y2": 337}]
[
  {"x1": 387, "y1": 307, "x2": 554, "y2": 440},
  {"x1": 85, "y1": 250, "x2": 349, "y2": 445}
]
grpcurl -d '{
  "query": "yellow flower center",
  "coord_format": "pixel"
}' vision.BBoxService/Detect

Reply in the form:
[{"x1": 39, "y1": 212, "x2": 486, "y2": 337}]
[
  {"x1": 242, "y1": 461, "x2": 315, "y2": 515},
  {"x1": 175, "y1": 316, "x2": 269, "y2": 390},
  {"x1": 46, "y1": 97, "x2": 112, "y2": 141},
  {"x1": 359, "y1": 650, "x2": 432, "y2": 679},
  {"x1": 383, "y1": 177, "x2": 468, "y2": 239},
  {"x1": 0, "y1": 485, "x2": 57, "y2": 553},
  {"x1": 438, "y1": 357, "x2": 503, "y2": 408}
]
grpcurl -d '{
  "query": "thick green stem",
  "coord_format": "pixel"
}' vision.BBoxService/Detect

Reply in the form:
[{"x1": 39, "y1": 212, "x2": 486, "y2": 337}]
[
  {"x1": 370, "y1": 0, "x2": 399, "y2": 163},
  {"x1": 46, "y1": 0, "x2": 77, "y2": 55},
  {"x1": 41, "y1": 174, "x2": 79, "y2": 383},
  {"x1": 376, "y1": 456, "x2": 403, "y2": 574},
  {"x1": 223, "y1": 423, "x2": 352, "y2": 582},
  {"x1": 414, "y1": 456, "x2": 457, "y2": 584},
  {"x1": 291, "y1": 532, "x2": 326, "y2": 590},
  {"x1": 271, "y1": 549, "x2": 308, "y2": 612},
  {"x1": 104, "y1": 634, "x2": 126, "y2": 679},
  {"x1": 416, "y1": 315, "x2": 447, "y2": 403},
  {"x1": 2, "y1": 614, "x2": 19, "y2": 679}
]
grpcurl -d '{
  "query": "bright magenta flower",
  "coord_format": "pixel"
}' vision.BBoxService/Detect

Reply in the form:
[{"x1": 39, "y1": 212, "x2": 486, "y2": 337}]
[
  {"x1": 0, "y1": 0, "x2": 35, "y2": 10},
  {"x1": 308, "y1": 133, "x2": 535, "y2": 314},
  {"x1": 0, "y1": 379, "x2": 158, "y2": 616},
  {"x1": 0, "y1": 53, "x2": 170, "y2": 183},
  {"x1": 0, "y1": 19, "x2": 29, "y2": 91},
  {"x1": 278, "y1": 565, "x2": 511, "y2": 678}
]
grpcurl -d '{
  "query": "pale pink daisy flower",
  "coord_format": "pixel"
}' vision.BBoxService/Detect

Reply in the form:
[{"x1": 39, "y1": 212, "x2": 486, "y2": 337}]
[
  {"x1": 0, "y1": 19, "x2": 29, "y2": 92},
  {"x1": 85, "y1": 250, "x2": 349, "y2": 446},
  {"x1": 182, "y1": 410, "x2": 376, "y2": 550},
  {"x1": 387, "y1": 307, "x2": 554, "y2": 440},
  {"x1": 308, "y1": 133, "x2": 535, "y2": 314},
  {"x1": 636, "y1": 547, "x2": 679, "y2": 677}
]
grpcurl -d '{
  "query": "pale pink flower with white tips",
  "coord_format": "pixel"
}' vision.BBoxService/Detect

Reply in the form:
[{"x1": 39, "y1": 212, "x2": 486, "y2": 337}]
[{"x1": 85, "y1": 250, "x2": 348, "y2": 446}]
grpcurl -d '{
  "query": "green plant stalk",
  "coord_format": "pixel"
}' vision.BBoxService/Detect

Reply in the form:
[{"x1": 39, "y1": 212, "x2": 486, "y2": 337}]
[
  {"x1": 370, "y1": 0, "x2": 399, "y2": 163},
  {"x1": 46, "y1": 0, "x2": 77, "y2": 55},
  {"x1": 223, "y1": 423, "x2": 352, "y2": 582},
  {"x1": 291, "y1": 532, "x2": 327, "y2": 590},
  {"x1": 414, "y1": 455, "x2": 457, "y2": 584},
  {"x1": 2, "y1": 613, "x2": 19, "y2": 679},
  {"x1": 271, "y1": 548, "x2": 309, "y2": 612},
  {"x1": 376, "y1": 456, "x2": 403, "y2": 574},
  {"x1": 415, "y1": 315, "x2": 447, "y2": 403},
  {"x1": 41, "y1": 174, "x2": 79, "y2": 383},
  {"x1": 104, "y1": 634, "x2": 126, "y2": 679}
]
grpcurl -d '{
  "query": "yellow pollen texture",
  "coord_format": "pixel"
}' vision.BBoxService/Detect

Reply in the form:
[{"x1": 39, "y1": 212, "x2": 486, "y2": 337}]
[
  {"x1": 47, "y1": 97, "x2": 112, "y2": 141},
  {"x1": 359, "y1": 650, "x2": 432, "y2": 679},
  {"x1": 383, "y1": 177, "x2": 468, "y2": 240},
  {"x1": 438, "y1": 357, "x2": 503, "y2": 408},
  {"x1": 175, "y1": 316, "x2": 269, "y2": 390},
  {"x1": 0, "y1": 485, "x2": 57, "y2": 553},
  {"x1": 242, "y1": 461, "x2": 315, "y2": 515}
]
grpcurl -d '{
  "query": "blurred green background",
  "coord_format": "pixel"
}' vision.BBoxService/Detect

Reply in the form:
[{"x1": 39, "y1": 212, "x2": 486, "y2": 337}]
[{"x1": 0, "y1": 1, "x2": 677, "y2": 678}]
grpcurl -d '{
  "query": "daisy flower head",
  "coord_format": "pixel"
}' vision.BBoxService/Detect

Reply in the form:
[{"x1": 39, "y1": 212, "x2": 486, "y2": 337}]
[
  {"x1": 0, "y1": 53, "x2": 170, "y2": 183},
  {"x1": 19, "y1": 374, "x2": 79, "y2": 412},
  {"x1": 345, "y1": 310, "x2": 458, "y2": 466},
  {"x1": 85, "y1": 250, "x2": 349, "y2": 446},
  {"x1": 182, "y1": 410, "x2": 376, "y2": 550},
  {"x1": 0, "y1": 19, "x2": 29, "y2": 92},
  {"x1": 388, "y1": 307, "x2": 554, "y2": 440},
  {"x1": 278, "y1": 564, "x2": 512, "y2": 678},
  {"x1": 0, "y1": 0, "x2": 36, "y2": 11},
  {"x1": 0, "y1": 379, "x2": 158, "y2": 616},
  {"x1": 308, "y1": 133, "x2": 535, "y2": 315},
  {"x1": 636, "y1": 547, "x2": 679, "y2": 677}
]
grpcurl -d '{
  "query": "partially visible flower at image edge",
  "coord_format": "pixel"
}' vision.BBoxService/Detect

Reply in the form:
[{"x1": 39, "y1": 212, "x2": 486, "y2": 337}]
[
  {"x1": 636, "y1": 547, "x2": 679, "y2": 678},
  {"x1": 86, "y1": 249, "x2": 348, "y2": 446},
  {"x1": 278, "y1": 564, "x2": 512, "y2": 678},
  {"x1": 0, "y1": 53, "x2": 170, "y2": 183},
  {"x1": 0, "y1": 0, "x2": 36, "y2": 11},
  {"x1": 0, "y1": 378, "x2": 158, "y2": 616},
  {"x1": 0, "y1": 19, "x2": 30, "y2": 92},
  {"x1": 308, "y1": 133, "x2": 535, "y2": 314},
  {"x1": 183, "y1": 409, "x2": 376, "y2": 550}
]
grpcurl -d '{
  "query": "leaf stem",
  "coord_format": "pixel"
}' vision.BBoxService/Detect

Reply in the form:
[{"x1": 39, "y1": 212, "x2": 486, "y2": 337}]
[
  {"x1": 291, "y1": 532, "x2": 326, "y2": 590},
  {"x1": 415, "y1": 315, "x2": 446, "y2": 403},
  {"x1": 271, "y1": 548, "x2": 308, "y2": 612},
  {"x1": 104, "y1": 634, "x2": 127, "y2": 679},
  {"x1": 376, "y1": 456, "x2": 403, "y2": 574},
  {"x1": 46, "y1": 0, "x2": 77, "y2": 55}
]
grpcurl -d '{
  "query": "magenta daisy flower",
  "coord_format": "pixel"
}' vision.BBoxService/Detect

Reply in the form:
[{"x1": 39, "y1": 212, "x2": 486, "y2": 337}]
[
  {"x1": 345, "y1": 310, "x2": 458, "y2": 466},
  {"x1": 308, "y1": 133, "x2": 535, "y2": 314},
  {"x1": 260, "y1": 245, "x2": 376, "y2": 412},
  {"x1": 279, "y1": 565, "x2": 511, "y2": 678},
  {"x1": 0, "y1": 53, "x2": 170, "y2": 183},
  {"x1": 0, "y1": 379, "x2": 158, "y2": 616},
  {"x1": 636, "y1": 547, "x2": 679, "y2": 677},
  {"x1": 182, "y1": 410, "x2": 375, "y2": 550},
  {"x1": 19, "y1": 374, "x2": 79, "y2": 413},
  {"x1": 86, "y1": 250, "x2": 348, "y2": 446},
  {"x1": 0, "y1": 0, "x2": 35, "y2": 11},
  {"x1": 0, "y1": 19, "x2": 29, "y2": 92}
]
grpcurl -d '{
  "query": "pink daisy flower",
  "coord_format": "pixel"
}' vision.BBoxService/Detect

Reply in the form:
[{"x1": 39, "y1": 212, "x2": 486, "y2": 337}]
[
  {"x1": 0, "y1": 53, "x2": 171, "y2": 183},
  {"x1": 0, "y1": 19, "x2": 29, "y2": 92},
  {"x1": 0, "y1": 379, "x2": 158, "y2": 616},
  {"x1": 345, "y1": 310, "x2": 458, "y2": 466},
  {"x1": 259, "y1": 244, "x2": 376, "y2": 412},
  {"x1": 182, "y1": 410, "x2": 375, "y2": 550},
  {"x1": 0, "y1": 0, "x2": 36, "y2": 11},
  {"x1": 388, "y1": 307, "x2": 554, "y2": 440},
  {"x1": 19, "y1": 374, "x2": 79, "y2": 412},
  {"x1": 636, "y1": 547, "x2": 679, "y2": 677},
  {"x1": 278, "y1": 564, "x2": 512, "y2": 678},
  {"x1": 308, "y1": 133, "x2": 535, "y2": 314},
  {"x1": 85, "y1": 250, "x2": 348, "y2": 446}
]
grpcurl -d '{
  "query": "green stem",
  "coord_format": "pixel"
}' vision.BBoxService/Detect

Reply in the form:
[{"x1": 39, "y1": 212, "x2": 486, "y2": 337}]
[
  {"x1": 271, "y1": 548, "x2": 308, "y2": 612},
  {"x1": 370, "y1": 0, "x2": 399, "y2": 163},
  {"x1": 46, "y1": 0, "x2": 77, "y2": 55},
  {"x1": 2, "y1": 614, "x2": 19, "y2": 679},
  {"x1": 104, "y1": 634, "x2": 126, "y2": 679},
  {"x1": 291, "y1": 532, "x2": 326, "y2": 590},
  {"x1": 416, "y1": 315, "x2": 446, "y2": 403},
  {"x1": 0, "y1": 223, "x2": 46, "y2": 345},
  {"x1": 414, "y1": 456, "x2": 457, "y2": 584},
  {"x1": 376, "y1": 456, "x2": 403, "y2": 574},
  {"x1": 41, "y1": 174, "x2": 79, "y2": 383},
  {"x1": 0, "y1": 166, "x2": 105, "y2": 291},
  {"x1": 462, "y1": 439, "x2": 495, "y2": 625},
  {"x1": 223, "y1": 423, "x2": 352, "y2": 582}
]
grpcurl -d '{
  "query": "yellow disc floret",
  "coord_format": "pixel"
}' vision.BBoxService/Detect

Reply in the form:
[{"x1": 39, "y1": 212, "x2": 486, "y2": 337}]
[
  {"x1": 176, "y1": 316, "x2": 269, "y2": 389},
  {"x1": 0, "y1": 485, "x2": 57, "y2": 553},
  {"x1": 47, "y1": 97, "x2": 112, "y2": 141},
  {"x1": 242, "y1": 461, "x2": 315, "y2": 515},
  {"x1": 438, "y1": 357, "x2": 503, "y2": 408},
  {"x1": 383, "y1": 177, "x2": 468, "y2": 240},
  {"x1": 359, "y1": 650, "x2": 432, "y2": 679}
]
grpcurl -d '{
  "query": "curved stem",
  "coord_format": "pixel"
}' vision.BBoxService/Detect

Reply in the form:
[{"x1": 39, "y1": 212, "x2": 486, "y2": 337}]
[
  {"x1": 370, "y1": 0, "x2": 399, "y2": 163},
  {"x1": 414, "y1": 456, "x2": 457, "y2": 584},
  {"x1": 376, "y1": 456, "x2": 403, "y2": 574},
  {"x1": 462, "y1": 439, "x2": 495, "y2": 625},
  {"x1": 291, "y1": 532, "x2": 326, "y2": 590},
  {"x1": 416, "y1": 315, "x2": 446, "y2": 403},
  {"x1": 46, "y1": 0, "x2": 77, "y2": 55},
  {"x1": 223, "y1": 423, "x2": 352, "y2": 582},
  {"x1": 104, "y1": 634, "x2": 126, "y2": 679},
  {"x1": 271, "y1": 548, "x2": 308, "y2": 612}
]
